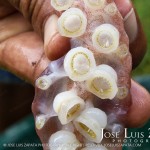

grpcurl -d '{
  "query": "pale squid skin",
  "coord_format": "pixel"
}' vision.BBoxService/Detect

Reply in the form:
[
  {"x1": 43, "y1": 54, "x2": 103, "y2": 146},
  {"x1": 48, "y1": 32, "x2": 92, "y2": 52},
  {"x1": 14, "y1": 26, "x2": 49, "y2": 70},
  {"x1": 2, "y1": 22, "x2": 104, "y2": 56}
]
[{"x1": 32, "y1": 0, "x2": 132, "y2": 149}]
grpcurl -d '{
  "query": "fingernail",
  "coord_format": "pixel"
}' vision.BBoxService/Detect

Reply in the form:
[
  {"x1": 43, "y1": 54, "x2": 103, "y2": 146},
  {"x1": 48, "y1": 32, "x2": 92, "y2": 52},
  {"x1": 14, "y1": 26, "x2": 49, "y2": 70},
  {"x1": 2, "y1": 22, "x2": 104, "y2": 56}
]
[{"x1": 124, "y1": 8, "x2": 138, "y2": 43}]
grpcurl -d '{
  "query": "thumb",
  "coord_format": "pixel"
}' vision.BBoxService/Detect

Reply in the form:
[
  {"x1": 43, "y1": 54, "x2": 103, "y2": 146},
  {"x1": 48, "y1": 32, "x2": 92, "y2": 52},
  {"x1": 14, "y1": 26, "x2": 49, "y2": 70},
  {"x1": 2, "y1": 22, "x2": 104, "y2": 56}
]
[
  {"x1": 127, "y1": 80, "x2": 150, "y2": 128},
  {"x1": 7, "y1": 0, "x2": 70, "y2": 60},
  {"x1": 114, "y1": 0, "x2": 147, "y2": 68}
]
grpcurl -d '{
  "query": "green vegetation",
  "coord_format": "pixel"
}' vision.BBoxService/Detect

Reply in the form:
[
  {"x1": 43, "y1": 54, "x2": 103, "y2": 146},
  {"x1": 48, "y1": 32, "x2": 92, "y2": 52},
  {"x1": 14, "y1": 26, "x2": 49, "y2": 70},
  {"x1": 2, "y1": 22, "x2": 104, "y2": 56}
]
[{"x1": 132, "y1": 0, "x2": 150, "y2": 76}]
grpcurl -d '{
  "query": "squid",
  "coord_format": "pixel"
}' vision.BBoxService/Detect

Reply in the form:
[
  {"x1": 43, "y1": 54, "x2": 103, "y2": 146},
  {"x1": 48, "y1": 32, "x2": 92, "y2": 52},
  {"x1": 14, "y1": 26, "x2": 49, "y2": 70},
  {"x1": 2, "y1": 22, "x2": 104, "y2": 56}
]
[{"x1": 32, "y1": 0, "x2": 132, "y2": 149}]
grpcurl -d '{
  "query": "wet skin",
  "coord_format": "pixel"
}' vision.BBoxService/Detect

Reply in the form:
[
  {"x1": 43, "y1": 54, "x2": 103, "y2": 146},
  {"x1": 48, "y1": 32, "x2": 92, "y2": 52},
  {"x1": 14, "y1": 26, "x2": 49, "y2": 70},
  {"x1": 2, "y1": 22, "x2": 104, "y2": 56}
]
[{"x1": 0, "y1": 0, "x2": 149, "y2": 149}]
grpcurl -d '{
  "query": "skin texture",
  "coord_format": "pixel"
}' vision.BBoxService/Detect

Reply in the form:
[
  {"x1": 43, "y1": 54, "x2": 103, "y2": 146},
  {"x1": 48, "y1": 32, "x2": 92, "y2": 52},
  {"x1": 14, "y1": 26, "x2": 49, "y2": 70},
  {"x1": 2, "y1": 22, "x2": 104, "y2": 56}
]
[
  {"x1": 0, "y1": 0, "x2": 149, "y2": 143},
  {"x1": 0, "y1": 0, "x2": 146, "y2": 82}
]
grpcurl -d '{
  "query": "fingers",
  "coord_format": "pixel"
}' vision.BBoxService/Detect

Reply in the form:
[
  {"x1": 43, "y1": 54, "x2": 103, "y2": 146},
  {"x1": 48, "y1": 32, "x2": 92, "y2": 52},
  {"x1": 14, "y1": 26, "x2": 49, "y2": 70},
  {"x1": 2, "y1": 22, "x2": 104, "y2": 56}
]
[
  {"x1": 7, "y1": 0, "x2": 71, "y2": 61},
  {"x1": 0, "y1": 12, "x2": 69, "y2": 82},
  {"x1": 127, "y1": 80, "x2": 150, "y2": 128},
  {"x1": 0, "y1": 12, "x2": 41, "y2": 84},
  {"x1": 114, "y1": 0, "x2": 137, "y2": 43},
  {"x1": 129, "y1": 9, "x2": 147, "y2": 69},
  {"x1": 0, "y1": 32, "x2": 49, "y2": 85},
  {"x1": 8, "y1": 0, "x2": 57, "y2": 35},
  {"x1": 114, "y1": 0, "x2": 149, "y2": 128},
  {"x1": 44, "y1": 14, "x2": 70, "y2": 60},
  {"x1": 114, "y1": 0, "x2": 147, "y2": 68},
  {"x1": 6, "y1": 0, "x2": 147, "y2": 65},
  {"x1": 0, "y1": 13, "x2": 32, "y2": 42},
  {"x1": 114, "y1": 0, "x2": 132, "y2": 18}
]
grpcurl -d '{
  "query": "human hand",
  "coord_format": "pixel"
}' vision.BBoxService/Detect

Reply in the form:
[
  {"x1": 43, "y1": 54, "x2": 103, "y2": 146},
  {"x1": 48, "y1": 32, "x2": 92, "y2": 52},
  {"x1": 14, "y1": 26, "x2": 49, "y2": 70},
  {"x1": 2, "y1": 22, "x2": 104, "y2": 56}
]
[
  {"x1": 0, "y1": 0, "x2": 71, "y2": 84},
  {"x1": 0, "y1": 0, "x2": 149, "y2": 148},
  {"x1": 0, "y1": 0, "x2": 146, "y2": 84}
]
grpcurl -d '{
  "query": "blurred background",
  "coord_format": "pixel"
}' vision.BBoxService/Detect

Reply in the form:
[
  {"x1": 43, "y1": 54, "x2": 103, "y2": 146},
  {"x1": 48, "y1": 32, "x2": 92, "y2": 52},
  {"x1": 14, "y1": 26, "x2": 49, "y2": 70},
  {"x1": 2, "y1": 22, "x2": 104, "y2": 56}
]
[
  {"x1": 0, "y1": 0, "x2": 150, "y2": 150},
  {"x1": 132, "y1": 0, "x2": 150, "y2": 76}
]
